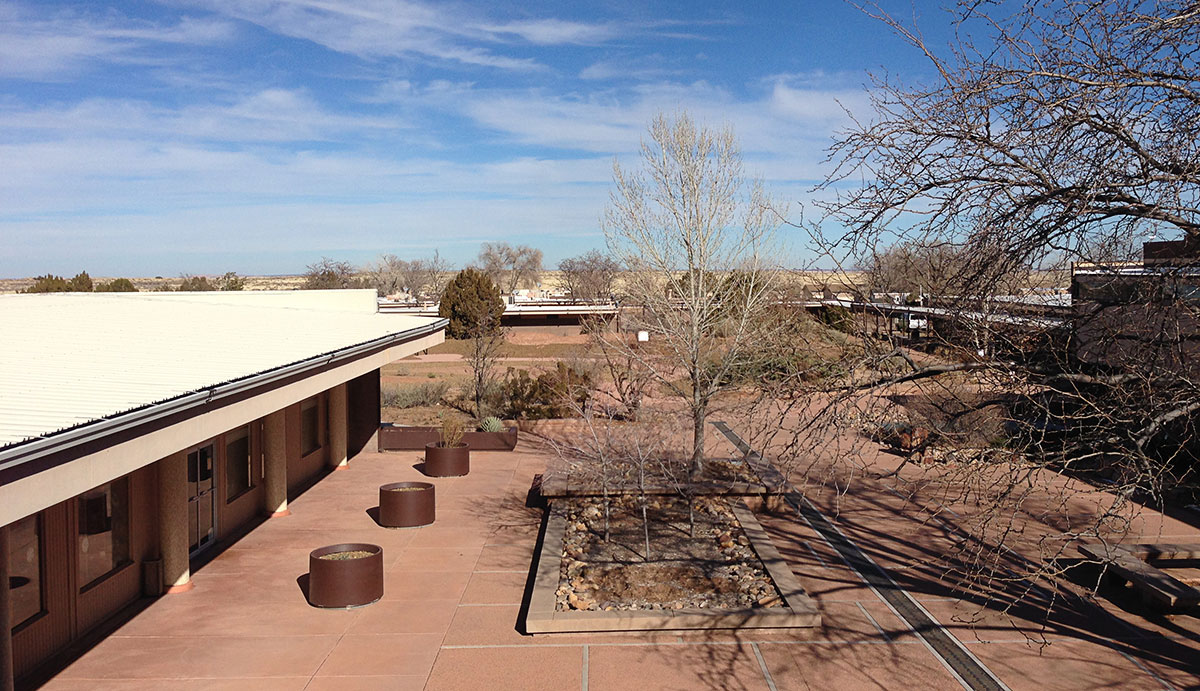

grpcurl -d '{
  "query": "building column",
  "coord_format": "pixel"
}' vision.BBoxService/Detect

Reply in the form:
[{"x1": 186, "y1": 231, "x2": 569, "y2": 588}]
[
  {"x1": 0, "y1": 523, "x2": 13, "y2": 691},
  {"x1": 329, "y1": 383, "x2": 348, "y2": 471},
  {"x1": 159, "y1": 451, "x2": 193, "y2": 594},
  {"x1": 263, "y1": 411, "x2": 289, "y2": 518}
]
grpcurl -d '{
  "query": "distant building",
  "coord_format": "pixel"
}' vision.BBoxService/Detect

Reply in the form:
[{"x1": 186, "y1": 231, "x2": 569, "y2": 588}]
[
  {"x1": 0, "y1": 290, "x2": 444, "y2": 686},
  {"x1": 1071, "y1": 239, "x2": 1199, "y2": 373}
]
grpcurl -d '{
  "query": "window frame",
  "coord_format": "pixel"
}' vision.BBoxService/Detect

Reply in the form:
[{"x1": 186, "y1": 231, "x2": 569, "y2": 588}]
[
  {"x1": 8, "y1": 513, "x2": 45, "y2": 633},
  {"x1": 300, "y1": 395, "x2": 323, "y2": 457},
  {"x1": 224, "y1": 425, "x2": 255, "y2": 504},
  {"x1": 76, "y1": 477, "x2": 133, "y2": 593}
]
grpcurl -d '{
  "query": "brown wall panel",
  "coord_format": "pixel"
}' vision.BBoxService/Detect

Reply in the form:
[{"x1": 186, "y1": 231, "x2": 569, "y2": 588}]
[
  {"x1": 76, "y1": 467, "x2": 154, "y2": 634},
  {"x1": 286, "y1": 395, "x2": 328, "y2": 496},
  {"x1": 75, "y1": 563, "x2": 139, "y2": 636},
  {"x1": 218, "y1": 421, "x2": 265, "y2": 541},
  {"x1": 347, "y1": 369, "x2": 380, "y2": 458},
  {"x1": 12, "y1": 503, "x2": 72, "y2": 680}
]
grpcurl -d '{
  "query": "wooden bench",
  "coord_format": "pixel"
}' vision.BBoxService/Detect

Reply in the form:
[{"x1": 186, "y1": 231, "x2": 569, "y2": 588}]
[{"x1": 1078, "y1": 543, "x2": 1200, "y2": 610}]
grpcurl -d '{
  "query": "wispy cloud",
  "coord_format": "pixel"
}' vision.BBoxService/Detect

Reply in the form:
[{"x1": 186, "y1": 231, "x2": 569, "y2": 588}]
[
  {"x1": 579, "y1": 54, "x2": 682, "y2": 82},
  {"x1": 477, "y1": 18, "x2": 617, "y2": 45},
  {"x1": 177, "y1": 0, "x2": 545, "y2": 70},
  {"x1": 0, "y1": 4, "x2": 235, "y2": 80},
  {"x1": 0, "y1": 89, "x2": 403, "y2": 143}
]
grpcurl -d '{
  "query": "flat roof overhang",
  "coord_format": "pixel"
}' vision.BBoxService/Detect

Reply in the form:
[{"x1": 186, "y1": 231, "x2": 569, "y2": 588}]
[{"x1": 0, "y1": 318, "x2": 446, "y2": 526}]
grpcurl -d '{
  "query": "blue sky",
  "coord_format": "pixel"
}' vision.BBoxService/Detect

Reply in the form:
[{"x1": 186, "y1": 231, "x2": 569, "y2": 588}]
[{"x1": 0, "y1": 0, "x2": 948, "y2": 277}]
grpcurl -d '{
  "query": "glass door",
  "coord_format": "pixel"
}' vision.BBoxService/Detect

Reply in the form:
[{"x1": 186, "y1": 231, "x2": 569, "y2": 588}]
[{"x1": 187, "y1": 443, "x2": 216, "y2": 554}]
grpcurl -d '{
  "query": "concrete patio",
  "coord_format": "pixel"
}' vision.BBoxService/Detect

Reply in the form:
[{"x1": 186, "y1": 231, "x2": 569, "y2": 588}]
[{"x1": 31, "y1": 434, "x2": 1200, "y2": 690}]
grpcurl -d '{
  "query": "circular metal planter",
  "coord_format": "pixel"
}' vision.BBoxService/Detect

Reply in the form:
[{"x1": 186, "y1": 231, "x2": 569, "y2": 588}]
[
  {"x1": 424, "y1": 442, "x2": 470, "y2": 477},
  {"x1": 307, "y1": 543, "x2": 384, "y2": 608},
  {"x1": 379, "y1": 481, "x2": 436, "y2": 528}
]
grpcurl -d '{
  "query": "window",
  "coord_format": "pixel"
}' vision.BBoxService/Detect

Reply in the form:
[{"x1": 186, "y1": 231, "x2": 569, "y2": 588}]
[
  {"x1": 8, "y1": 514, "x2": 42, "y2": 629},
  {"x1": 301, "y1": 396, "x2": 321, "y2": 456},
  {"x1": 77, "y1": 478, "x2": 131, "y2": 589},
  {"x1": 225, "y1": 426, "x2": 253, "y2": 501}
]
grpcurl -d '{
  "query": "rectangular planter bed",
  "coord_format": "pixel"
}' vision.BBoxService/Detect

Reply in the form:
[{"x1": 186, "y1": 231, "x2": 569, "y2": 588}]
[
  {"x1": 378, "y1": 423, "x2": 518, "y2": 451},
  {"x1": 524, "y1": 500, "x2": 820, "y2": 633}
]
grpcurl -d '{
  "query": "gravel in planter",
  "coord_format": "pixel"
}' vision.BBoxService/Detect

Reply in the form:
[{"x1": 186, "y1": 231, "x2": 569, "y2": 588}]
[
  {"x1": 318, "y1": 550, "x2": 376, "y2": 560},
  {"x1": 553, "y1": 495, "x2": 784, "y2": 612}
]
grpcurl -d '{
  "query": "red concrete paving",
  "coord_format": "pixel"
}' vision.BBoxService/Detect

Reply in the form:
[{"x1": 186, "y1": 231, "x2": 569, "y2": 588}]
[{"x1": 33, "y1": 427, "x2": 1200, "y2": 690}]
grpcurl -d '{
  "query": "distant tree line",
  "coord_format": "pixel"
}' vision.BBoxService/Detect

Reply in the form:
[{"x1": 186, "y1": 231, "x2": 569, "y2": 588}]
[
  {"x1": 19, "y1": 271, "x2": 251, "y2": 293},
  {"x1": 306, "y1": 242, "x2": 624, "y2": 303}
]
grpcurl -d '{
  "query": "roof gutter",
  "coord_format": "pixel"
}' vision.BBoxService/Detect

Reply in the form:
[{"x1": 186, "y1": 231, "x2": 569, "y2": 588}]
[{"x1": 0, "y1": 318, "x2": 447, "y2": 476}]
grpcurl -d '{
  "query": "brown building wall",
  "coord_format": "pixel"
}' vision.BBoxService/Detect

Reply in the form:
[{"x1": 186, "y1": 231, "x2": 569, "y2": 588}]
[
  {"x1": 347, "y1": 369, "x2": 381, "y2": 458},
  {"x1": 216, "y1": 421, "x2": 265, "y2": 542},
  {"x1": 7, "y1": 379, "x2": 353, "y2": 683},
  {"x1": 10, "y1": 464, "x2": 156, "y2": 680},
  {"x1": 286, "y1": 394, "x2": 328, "y2": 497}
]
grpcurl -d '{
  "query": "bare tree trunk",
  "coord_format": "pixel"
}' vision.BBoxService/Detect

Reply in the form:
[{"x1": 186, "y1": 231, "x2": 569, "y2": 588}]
[
  {"x1": 641, "y1": 498, "x2": 651, "y2": 562},
  {"x1": 691, "y1": 405, "x2": 707, "y2": 476},
  {"x1": 687, "y1": 493, "x2": 696, "y2": 539}
]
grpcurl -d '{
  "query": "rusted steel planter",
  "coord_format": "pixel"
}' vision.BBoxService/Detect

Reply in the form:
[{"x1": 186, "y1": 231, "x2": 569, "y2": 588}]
[
  {"x1": 307, "y1": 543, "x2": 384, "y2": 608},
  {"x1": 379, "y1": 482, "x2": 436, "y2": 528},
  {"x1": 424, "y1": 442, "x2": 470, "y2": 477},
  {"x1": 379, "y1": 424, "x2": 517, "y2": 451}
]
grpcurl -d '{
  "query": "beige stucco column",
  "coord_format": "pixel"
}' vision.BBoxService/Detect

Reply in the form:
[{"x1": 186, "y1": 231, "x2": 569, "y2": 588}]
[
  {"x1": 263, "y1": 411, "x2": 289, "y2": 517},
  {"x1": 329, "y1": 383, "x2": 348, "y2": 470},
  {"x1": 0, "y1": 523, "x2": 13, "y2": 691},
  {"x1": 158, "y1": 451, "x2": 193, "y2": 594}
]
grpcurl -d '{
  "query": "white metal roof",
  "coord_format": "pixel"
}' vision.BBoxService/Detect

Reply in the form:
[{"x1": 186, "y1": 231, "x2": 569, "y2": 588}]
[{"x1": 0, "y1": 290, "x2": 440, "y2": 448}]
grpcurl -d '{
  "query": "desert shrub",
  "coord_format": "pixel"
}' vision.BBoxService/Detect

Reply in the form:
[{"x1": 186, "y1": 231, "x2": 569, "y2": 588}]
[
  {"x1": 69, "y1": 272, "x2": 93, "y2": 292},
  {"x1": 439, "y1": 415, "x2": 465, "y2": 448},
  {"x1": 219, "y1": 272, "x2": 245, "y2": 290},
  {"x1": 438, "y1": 268, "x2": 505, "y2": 339},
  {"x1": 817, "y1": 304, "x2": 854, "y2": 333},
  {"x1": 22, "y1": 272, "x2": 92, "y2": 293},
  {"x1": 95, "y1": 278, "x2": 137, "y2": 292},
  {"x1": 381, "y1": 381, "x2": 449, "y2": 409},
  {"x1": 499, "y1": 363, "x2": 592, "y2": 419},
  {"x1": 478, "y1": 416, "x2": 504, "y2": 432},
  {"x1": 177, "y1": 275, "x2": 217, "y2": 291},
  {"x1": 21, "y1": 274, "x2": 71, "y2": 293}
]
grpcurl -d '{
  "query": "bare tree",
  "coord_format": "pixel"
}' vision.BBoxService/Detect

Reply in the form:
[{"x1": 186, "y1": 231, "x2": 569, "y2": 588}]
[
  {"x1": 861, "y1": 241, "x2": 977, "y2": 301},
  {"x1": 588, "y1": 324, "x2": 652, "y2": 421},
  {"x1": 796, "y1": 0, "x2": 1200, "y2": 618},
  {"x1": 604, "y1": 112, "x2": 781, "y2": 477},
  {"x1": 366, "y1": 252, "x2": 451, "y2": 300},
  {"x1": 465, "y1": 308, "x2": 506, "y2": 420},
  {"x1": 477, "y1": 242, "x2": 544, "y2": 294},
  {"x1": 365, "y1": 254, "x2": 408, "y2": 297},
  {"x1": 820, "y1": 0, "x2": 1200, "y2": 281},
  {"x1": 559, "y1": 250, "x2": 621, "y2": 301},
  {"x1": 547, "y1": 406, "x2": 665, "y2": 559},
  {"x1": 418, "y1": 251, "x2": 452, "y2": 303},
  {"x1": 301, "y1": 257, "x2": 359, "y2": 290}
]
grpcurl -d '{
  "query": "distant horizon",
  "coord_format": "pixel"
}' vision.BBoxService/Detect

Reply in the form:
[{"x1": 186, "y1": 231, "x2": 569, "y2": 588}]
[{"x1": 2, "y1": 1, "x2": 948, "y2": 276}]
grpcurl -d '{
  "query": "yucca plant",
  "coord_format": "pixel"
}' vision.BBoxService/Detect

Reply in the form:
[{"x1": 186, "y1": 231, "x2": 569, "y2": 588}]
[{"x1": 478, "y1": 416, "x2": 504, "y2": 433}]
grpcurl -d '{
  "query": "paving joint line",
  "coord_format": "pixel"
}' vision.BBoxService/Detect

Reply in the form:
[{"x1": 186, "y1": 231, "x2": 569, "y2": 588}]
[
  {"x1": 711, "y1": 420, "x2": 1011, "y2": 691},
  {"x1": 440, "y1": 639, "x2": 923, "y2": 650},
  {"x1": 802, "y1": 540, "x2": 830, "y2": 568},
  {"x1": 1117, "y1": 650, "x2": 1177, "y2": 690},
  {"x1": 751, "y1": 642, "x2": 778, "y2": 691},
  {"x1": 581, "y1": 644, "x2": 590, "y2": 691},
  {"x1": 856, "y1": 601, "x2": 892, "y2": 642}
]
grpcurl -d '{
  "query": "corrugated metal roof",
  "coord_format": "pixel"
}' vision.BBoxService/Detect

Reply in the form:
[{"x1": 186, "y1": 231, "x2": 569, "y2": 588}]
[{"x1": 0, "y1": 290, "x2": 439, "y2": 448}]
